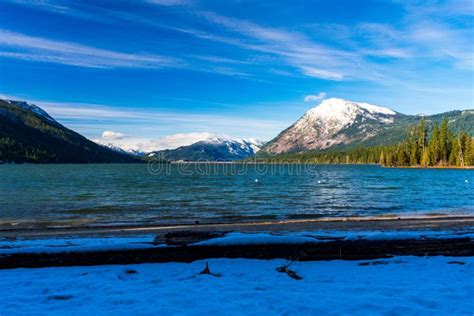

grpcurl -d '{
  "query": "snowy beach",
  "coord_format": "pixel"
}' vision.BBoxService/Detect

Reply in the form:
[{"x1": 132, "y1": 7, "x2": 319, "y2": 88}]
[
  {"x1": 1, "y1": 217, "x2": 473, "y2": 315},
  {"x1": 1, "y1": 256, "x2": 473, "y2": 315}
]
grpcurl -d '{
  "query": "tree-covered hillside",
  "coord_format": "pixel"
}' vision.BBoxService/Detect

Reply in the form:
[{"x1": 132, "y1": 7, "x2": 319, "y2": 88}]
[
  {"x1": 252, "y1": 118, "x2": 473, "y2": 167},
  {"x1": 0, "y1": 99, "x2": 142, "y2": 163}
]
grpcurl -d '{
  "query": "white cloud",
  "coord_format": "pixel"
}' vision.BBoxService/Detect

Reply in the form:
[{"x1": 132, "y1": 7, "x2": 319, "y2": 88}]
[
  {"x1": 9, "y1": 1, "x2": 473, "y2": 83},
  {"x1": 94, "y1": 132, "x2": 216, "y2": 153},
  {"x1": 300, "y1": 67, "x2": 344, "y2": 81},
  {"x1": 35, "y1": 100, "x2": 286, "y2": 131},
  {"x1": 0, "y1": 29, "x2": 180, "y2": 69},
  {"x1": 143, "y1": 132, "x2": 215, "y2": 151},
  {"x1": 11, "y1": 97, "x2": 285, "y2": 142},
  {"x1": 304, "y1": 92, "x2": 327, "y2": 102},
  {"x1": 355, "y1": 6, "x2": 473, "y2": 70},
  {"x1": 102, "y1": 131, "x2": 126, "y2": 140},
  {"x1": 196, "y1": 12, "x2": 356, "y2": 81}
]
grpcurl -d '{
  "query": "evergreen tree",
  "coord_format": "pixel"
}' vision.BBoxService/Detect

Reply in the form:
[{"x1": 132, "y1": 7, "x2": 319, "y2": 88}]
[
  {"x1": 467, "y1": 137, "x2": 474, "y2": 166},
  {"x1": 417, "y1": 117, "x2": 427, "y2": 154},
  {"x1": 256, "y1": 119, "x2": 472, "y2": 168},
  {"x1": 449, "y1": 134, "x2": 461, "y2": 166},
  {"x1": 396, "y1": 143, "x2": 407, "y2": 166},
  {"x1": 421, "y1": 148, "x2": 430, "y2": 167},
  {"x1": 439, "y1": 119, "x2": 449, "y2": 165},
  {"x1": 429, "y1": 122, "x2": 440, "y2": 165},
  {"x1": 410, "y1": 142, "x2": 417, "y2": 165},
  {"x1": 379, "y1": 151, "x2": 385, "y2": 165},
  {"x1": 386, "y1": 151, "x2": 393, "y2": 166}
]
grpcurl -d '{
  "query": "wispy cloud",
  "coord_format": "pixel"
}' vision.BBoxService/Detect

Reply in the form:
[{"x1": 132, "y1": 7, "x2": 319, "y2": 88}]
[
  {"x1": 6, "y1": 0, "x2": 473, "y2": 86},
  {"x1": 195, "y1": 11, "x2": 359, "y2": 81},
  {"x1": 22, "y1": 99, "x2": 287, "y2": 141},
  {"x1": 300, "y1": 67, "x2": 344, "y2": 81},
  {"x1": 408, "y1": 22, "x2": 473, "y2": 69},
  {"x1": 356, "y1": 0, "x2": 473, "y2": 70},
  {"x1": 0, "y1": 29, "x2": 181, "y2": 69},
  {"x1": 145, "y1": 0, "x2": 189, "y2": 6},
  {"x1": 3, "y1": 1, "x2": 408, "y2": 81}
]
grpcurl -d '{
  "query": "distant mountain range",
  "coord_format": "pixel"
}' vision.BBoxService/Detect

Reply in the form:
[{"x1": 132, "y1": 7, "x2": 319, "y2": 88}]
[
  {"x1": 0, "y1": 99, "x2": 142, "y2": 163},
  {"x1": 260, "y1": 98, "x2": 474, "y2": 155},
  {"x1": 1, "y1": 97, "x2": 472, "y2": 163},
  {"x1": 149, "y1": 137, "x2": 263, "y2": 161},
  {"x1": 94, "y1": 141, "x2": 146, "y2": 157}
]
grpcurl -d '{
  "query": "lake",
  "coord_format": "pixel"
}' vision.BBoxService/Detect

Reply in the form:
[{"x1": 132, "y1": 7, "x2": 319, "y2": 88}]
[{"x1": 0, "y1": 164, "x2": 473, "y2": 228}]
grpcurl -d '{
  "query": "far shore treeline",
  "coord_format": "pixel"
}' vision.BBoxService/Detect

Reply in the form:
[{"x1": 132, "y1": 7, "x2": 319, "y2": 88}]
[{"x1": 253, "y1": 118, "x2": 474, "y2": 168}]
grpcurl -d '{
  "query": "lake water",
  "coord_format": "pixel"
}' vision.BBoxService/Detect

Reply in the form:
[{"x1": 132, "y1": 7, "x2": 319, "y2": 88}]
[{"x1": 0, "y1": 164, "x2": 473, "y2": 228}]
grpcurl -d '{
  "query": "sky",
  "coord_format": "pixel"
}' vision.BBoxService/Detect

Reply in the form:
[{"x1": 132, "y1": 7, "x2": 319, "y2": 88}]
[{"x1": 0, "y1": 0, "x2": 473, "y2": 151}]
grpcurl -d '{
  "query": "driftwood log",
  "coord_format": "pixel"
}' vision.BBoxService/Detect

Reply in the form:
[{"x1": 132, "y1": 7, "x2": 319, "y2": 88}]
[{"x1": 1, "y1": 235, "x2": 472, "y2": 269}]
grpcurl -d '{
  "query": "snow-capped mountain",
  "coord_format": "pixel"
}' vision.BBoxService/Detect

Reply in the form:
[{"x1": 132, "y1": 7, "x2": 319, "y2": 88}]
[
  {"x1": 95, "y1": 141, "x2": 146, "y2": 157},
  {"x1": 150, "y1": 137, "x2": 264, "y2": 161},
  {"x1": 2, "y1": 99, "x2": 57, "y2": 123},
  {"x1": 262, "y1": 98, "x2": 401, "y2": 154}
]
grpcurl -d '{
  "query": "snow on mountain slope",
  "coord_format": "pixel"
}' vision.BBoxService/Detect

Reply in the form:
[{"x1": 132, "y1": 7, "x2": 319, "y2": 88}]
[
  {"x1": 2, "y1": 99, "x2": 57, "y2": 123},
  {"x1": 151, "y1": 136, "x2": 264, "y2": 161},
  {"x1": 95, "y1": 141, "x2": 145, "y2": 156},
  {"x1": 203, "y1": 137, "x2": 263, "y2": 153},
  {"x1": 262, "y1": 98, "x2": 398, "y2": 154},
  {"x1": 0, "y1": 99, "x2": 141, "y2": 163}
]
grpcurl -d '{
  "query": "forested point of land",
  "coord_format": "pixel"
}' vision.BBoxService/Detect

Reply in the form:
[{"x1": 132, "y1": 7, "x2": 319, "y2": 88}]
[{"x1": 253, "y1": 118, "x2": 474, "y2": 167}]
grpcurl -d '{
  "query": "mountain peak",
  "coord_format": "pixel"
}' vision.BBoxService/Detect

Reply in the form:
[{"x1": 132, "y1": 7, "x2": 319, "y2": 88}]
[
  {"x1": 151, "y1": 136, "x2": 263, "y2": 161},
  {"x1": 262, "y1": 98, "x2": 399, "y2": 154},
  {"x1": 0, "y1": 98, "x2": 141, "y2": 163},
  {"x1": 307, "y1": 98, "x2": 396, "y2": 121},
  {"x1": 1, "y1": 98, "x2": 58, "y2": 123},
  {"x1": 301, "y1": 98, "x2": 396, "y2": 133}
]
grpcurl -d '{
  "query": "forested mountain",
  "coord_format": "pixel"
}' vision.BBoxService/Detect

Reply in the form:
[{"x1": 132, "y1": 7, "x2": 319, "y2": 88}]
[
  {"x1": 260, "y1": 98, "x2": 474, "y2": 155},
  {"x1": 254, "y1": 118, "x2": 474, "y2": 167},
  {"x1": 0, "y1": 99, "x2": 142, "y2": 163},
  {"x1": 1, "y1": 96, "x2": 471, "y2": 166}
]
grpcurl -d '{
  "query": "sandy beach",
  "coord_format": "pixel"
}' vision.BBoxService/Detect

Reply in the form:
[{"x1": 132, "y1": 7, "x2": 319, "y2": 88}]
[{"x1": 2, "y1": 214, "x2": 473, "y2": 240}]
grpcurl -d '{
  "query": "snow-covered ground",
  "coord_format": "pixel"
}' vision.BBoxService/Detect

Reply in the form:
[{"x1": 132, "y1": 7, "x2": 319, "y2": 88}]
[
  {"x1": 0, "y1": 235, "x2": 158, "y2": 254},
  {"x1": 193, "y1": 230, "x2": 474, "y2": 246},
  {"x1": 1, "y1": 256, "x2": 472, "y2": 315}
]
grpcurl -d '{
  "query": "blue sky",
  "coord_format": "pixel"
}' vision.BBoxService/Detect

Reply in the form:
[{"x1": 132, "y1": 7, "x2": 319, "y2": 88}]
[{"x1": 0, "y1": 0, "x2": 472, "y2": 150}]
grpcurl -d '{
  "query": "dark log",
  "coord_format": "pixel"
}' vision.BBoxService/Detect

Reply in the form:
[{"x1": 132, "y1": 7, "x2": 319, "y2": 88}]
[
  {"x1": 0, "y1": 237, "x2": 472, "y2": 270},
  {"x1": 155, "y1": 231, "x2": 227, "y2": 246}
]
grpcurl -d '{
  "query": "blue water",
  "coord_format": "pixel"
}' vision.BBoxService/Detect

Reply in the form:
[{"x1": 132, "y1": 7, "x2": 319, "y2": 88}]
[{"x1": 0, "y1": 164, "x2": 472, "y2": 227}]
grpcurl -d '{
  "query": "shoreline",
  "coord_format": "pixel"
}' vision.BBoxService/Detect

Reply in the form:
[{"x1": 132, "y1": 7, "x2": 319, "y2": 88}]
[
  {"x1": 2, "y1": 231, "x2": 473, "y2": 269},
  {"x1": 385, "y1": 165, "x2": 474, "y2": 169},
  {"x1": 2, "y1": 215, "x2": 473, "y2": 269},
  {"x1": 2, "y1": 214, "x2": 473, "y2": 239},
  {"x1": 2, "y1": 162, "x2": 472, "y2": 169}
]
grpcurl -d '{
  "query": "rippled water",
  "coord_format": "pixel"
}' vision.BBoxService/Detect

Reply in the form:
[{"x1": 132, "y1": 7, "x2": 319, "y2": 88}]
[{"x1": 0, "y1": 164, "x2": 473, "y2": 227}]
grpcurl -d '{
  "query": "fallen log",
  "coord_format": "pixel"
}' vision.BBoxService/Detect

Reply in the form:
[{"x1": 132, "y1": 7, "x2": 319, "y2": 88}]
[{"x1": 0, "y1": 237, "x2": 473, "y2": 269}]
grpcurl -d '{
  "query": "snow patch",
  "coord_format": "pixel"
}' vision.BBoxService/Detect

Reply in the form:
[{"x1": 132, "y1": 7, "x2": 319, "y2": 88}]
[
  {"x1": 3, "y1": 230, "x2": 472, "y2": 255},
  {"x1": 0, "y1": 235, "x2": 159, "y2": 254},
  {"x1": 2, "y1": 99, "x2": 57, "y2": 123},
  {"x1": 0, "y1": 256, "x2": 472, "y2": 315},
  {"x1": 193, "y1": 230, "x2": 474, "y2": 246},
  {"x1": 305, "y1": 98, "x2": 396, "y2": 130}
]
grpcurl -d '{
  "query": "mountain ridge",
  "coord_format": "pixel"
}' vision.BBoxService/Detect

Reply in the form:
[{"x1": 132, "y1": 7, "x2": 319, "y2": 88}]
[
  {"x1": 150, "y1": 137, "x2": 263, "y2": 161},
  {"x1": 0, "y1": 99, "x2": 142, "y2": 163},
  {"x1": 261, "y1": 98, "x2": 473, "y2": 155},
  {"x1": 1, "y1": 97, "x2": 472, "y2": 163}
]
